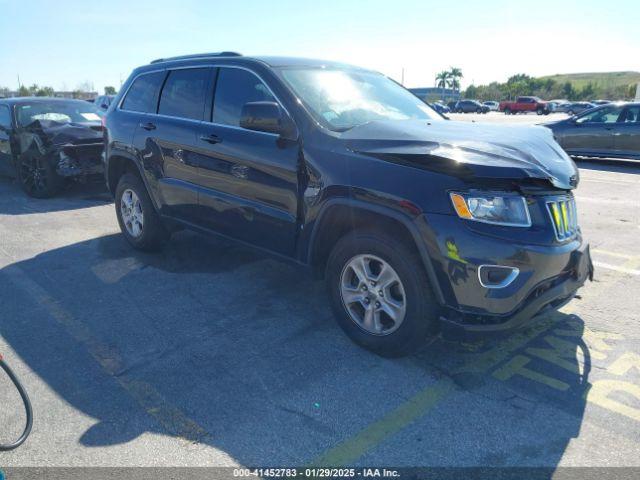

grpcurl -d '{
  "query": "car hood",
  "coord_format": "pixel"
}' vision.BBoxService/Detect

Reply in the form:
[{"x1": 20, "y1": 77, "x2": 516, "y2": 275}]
[
  {"x1": 342, "y1": 119, "x2": 579, "y2": 190},
  {"x1": 18, "y1": 119, "x2": 103, "y2": 157},
  {"x1": 22, "y1": 119, "x2": 103, "y2": 146}
]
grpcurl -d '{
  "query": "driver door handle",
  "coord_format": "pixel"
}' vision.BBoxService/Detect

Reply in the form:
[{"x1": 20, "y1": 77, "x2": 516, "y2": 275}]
[
  {"x1": 199, "y1": 134, "x2": 222, "y2": 144},
  {"x1": 139, "y1": 122, "x2": 156, "y2": 131}
]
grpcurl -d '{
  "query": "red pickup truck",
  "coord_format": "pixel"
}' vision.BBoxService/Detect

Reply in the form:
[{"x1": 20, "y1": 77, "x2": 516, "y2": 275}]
[{"x1": 499, "y1": 96, "x2": 550, "y2": 115}]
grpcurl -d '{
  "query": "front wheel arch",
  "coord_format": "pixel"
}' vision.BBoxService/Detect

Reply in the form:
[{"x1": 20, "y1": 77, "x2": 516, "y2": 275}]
[{"x1": 306, "y1": 200, "x2": 446, "y2": 306}]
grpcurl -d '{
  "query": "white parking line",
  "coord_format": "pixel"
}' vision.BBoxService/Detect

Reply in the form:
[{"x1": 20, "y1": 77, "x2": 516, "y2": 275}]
[
  {"x1": 579, "y1": 177, "x2": 639, "y2": 186},
  {"x1": 593, "y1": 261, "x2": 640, "y2": 276},
  {"x1": 575, "y1": 196, "x2": 639, "y2": 206},
  {"x1": 592, "y1": 249, "x2": 638, "y2": 260}
]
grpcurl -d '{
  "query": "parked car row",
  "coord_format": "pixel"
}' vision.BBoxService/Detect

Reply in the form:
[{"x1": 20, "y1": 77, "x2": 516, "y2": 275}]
[{"x1": 446, "y1": 99, "x2": 490, "y2": 113}]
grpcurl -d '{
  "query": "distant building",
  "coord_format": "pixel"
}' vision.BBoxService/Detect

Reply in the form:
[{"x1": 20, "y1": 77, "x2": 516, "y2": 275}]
[
  {"x1": 53, "y1": 91, "x2": 98, "y2": 100},
  {"x1": 3, "y1": 90, "x2": 98, "y2": 100},
  {"x1": 408, "y1": 87, "x2": 460, "y2": 103}
]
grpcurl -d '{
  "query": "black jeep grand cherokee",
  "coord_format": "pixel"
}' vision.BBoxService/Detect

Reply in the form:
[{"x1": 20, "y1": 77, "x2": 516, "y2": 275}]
[{"x1": 103, "y1": 52, "x2": 593, "y2": 357}]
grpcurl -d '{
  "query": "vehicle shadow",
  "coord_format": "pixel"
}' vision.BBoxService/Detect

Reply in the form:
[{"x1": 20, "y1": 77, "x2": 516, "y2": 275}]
[
  {"x1": 411, "y1": 313, "x2": 591, "y2": 469},
  {"x1": 0, "y1": 175, "x2": 111, "y2": 216},
  {"x1": 0, "y1": 232, "x2": 591, "y2": 469}
]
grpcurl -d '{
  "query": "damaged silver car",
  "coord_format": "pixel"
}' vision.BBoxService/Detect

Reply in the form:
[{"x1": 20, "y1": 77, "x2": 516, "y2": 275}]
[{"x1": 0, "y1": 97, "x2": 104, "y2": 198}]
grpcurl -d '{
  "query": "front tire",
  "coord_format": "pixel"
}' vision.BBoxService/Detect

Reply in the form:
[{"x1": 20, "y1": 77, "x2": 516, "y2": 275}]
[
  {"x1": 115, "y1": 173, "x2": 169, "y2": 251},
  {"x1": 18, "y1": 153, "x2": 62, "y2": 198},
  {"x1": 326, "y1": 231, "x2": 439, "y2": 357}
]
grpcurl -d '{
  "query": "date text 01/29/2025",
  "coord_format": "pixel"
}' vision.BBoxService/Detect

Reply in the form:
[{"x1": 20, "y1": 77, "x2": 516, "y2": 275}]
[{"x1": 232, "y1": 468, "x2": 400, "y2": 478}]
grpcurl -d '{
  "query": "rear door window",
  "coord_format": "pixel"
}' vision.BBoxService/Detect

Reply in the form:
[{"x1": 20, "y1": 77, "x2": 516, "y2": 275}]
[
  {"x1": 158, "y1": 68, "x2": 210, "y2": 121},
  {"x1": 212, "y1": 68, "x2": 276, "y2": 127},
  {"x1": 576, "y1": 105, "x2": 623, "y2": 124},
  {"x1": 0, "y1": 105, "x2": 11, "y2": 129},
  {"x1": 619, "y1": 106, "x2": 640, "y2": 123},
  {"x1": 121, "y1": 71, "x2": 166, "y2": 113}
]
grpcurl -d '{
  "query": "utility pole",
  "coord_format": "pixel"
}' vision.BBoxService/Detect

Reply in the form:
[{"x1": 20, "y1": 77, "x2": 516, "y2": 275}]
[{"x1": 401, "y1": 68, "x2": 405, "y2": 86}]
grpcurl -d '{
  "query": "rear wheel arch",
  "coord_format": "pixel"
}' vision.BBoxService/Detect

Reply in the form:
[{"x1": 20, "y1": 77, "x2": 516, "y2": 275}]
[
  {"x1": 307, "y1": 200, "x2": 445, "y2": 305},
  {"x1": 107, "y1": 154, "x2": 143, "y2": 195}
]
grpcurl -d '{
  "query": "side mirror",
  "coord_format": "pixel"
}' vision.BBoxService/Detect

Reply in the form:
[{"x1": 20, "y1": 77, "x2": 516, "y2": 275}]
[{"x1": 240, "y1": 101, "x2": 297, "y2": 140}]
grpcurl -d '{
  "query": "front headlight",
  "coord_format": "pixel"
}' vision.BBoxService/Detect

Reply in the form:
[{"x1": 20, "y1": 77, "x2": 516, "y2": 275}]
[{"x1": 450, "y1": 192, "x2": 531, "y2": 227}]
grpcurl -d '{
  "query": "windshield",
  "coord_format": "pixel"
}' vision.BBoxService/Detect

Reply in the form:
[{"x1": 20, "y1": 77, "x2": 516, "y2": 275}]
[
  {"x1": 280, "y1": 68, "x2": 442, "y2": 131},
  {"x1": 16, "y1": 101, "x2": 101, "y2": 127}
]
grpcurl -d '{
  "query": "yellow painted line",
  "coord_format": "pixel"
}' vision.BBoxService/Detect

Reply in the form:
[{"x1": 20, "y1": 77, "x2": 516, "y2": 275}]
[
  {"x1": 310, "y1": 311, "x2": 566, "y2": 466},
  {"x1": 311, "y1": 380, "x2": 456, "y2": 466},
  {"x1": 493, "y1": 354, "x2": 569, "y2": 391},
  {"x1": 1, "y1": 263, "x2": 210, "y2": 444}
]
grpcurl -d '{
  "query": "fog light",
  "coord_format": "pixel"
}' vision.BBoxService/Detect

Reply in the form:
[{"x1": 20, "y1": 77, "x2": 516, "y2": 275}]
[{"x1": 478, "y1": 265, "x2": 519, "y2": 289}]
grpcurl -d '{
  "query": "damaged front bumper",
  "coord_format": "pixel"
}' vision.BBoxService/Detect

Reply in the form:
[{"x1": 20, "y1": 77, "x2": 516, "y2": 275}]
[
  {"x1": 439, "y1": 242, "x2": 593, "y2": 340},
  {"x1": 416, "y1": 211, "x2": 594, "y2": 340},
  {"x1": 55, "y1": 142, "x2": 104, "y2": 177}
]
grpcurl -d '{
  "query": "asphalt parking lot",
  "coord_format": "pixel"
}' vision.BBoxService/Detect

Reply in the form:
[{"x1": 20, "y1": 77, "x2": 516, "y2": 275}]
[{"x1": 0, "y1": 129, "x2": 639, "y2": 469}]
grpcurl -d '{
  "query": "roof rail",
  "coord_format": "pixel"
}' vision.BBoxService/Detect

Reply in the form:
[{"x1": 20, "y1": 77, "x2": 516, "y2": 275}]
[{"x1": 150, "y1": 52, "x2": 242, "y2": 64}]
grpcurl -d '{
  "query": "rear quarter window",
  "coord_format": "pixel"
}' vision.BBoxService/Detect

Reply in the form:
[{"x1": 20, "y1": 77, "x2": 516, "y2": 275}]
[{"x1": 121, "y1": 71, "x2": 166, "y2": 113}]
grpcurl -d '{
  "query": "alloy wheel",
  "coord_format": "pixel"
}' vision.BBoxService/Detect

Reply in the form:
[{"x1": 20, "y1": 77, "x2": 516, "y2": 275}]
[
  {"x1": 340, "y1": 254, "x2": 407, "y2": 336},
  {"x1": 20, "y1": 157, "x2": 48, "y2": 194},
  {"x1": 120, "y1": 188, "x2": 144, "y2": 238}
]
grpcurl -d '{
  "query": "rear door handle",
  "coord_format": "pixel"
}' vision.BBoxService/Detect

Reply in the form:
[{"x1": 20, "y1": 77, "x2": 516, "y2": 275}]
[
  {"x1": 139, "y1": 122, "x2": 156, "y2": 131},
  {"x1": 199, "y1": 134, "x2": 222, "y2": 144}
]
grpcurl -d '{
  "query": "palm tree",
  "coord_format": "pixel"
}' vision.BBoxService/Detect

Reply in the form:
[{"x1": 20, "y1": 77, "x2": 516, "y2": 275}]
[
  {"x1": 448, "y1": 67, "x2": 463, "y2": 94},
  {"x1": 435, "y1": 71, "x2": 449, "y2": 88},
  {"x1": 435, "y1": 71, "x2": 450, "y2": 100}
]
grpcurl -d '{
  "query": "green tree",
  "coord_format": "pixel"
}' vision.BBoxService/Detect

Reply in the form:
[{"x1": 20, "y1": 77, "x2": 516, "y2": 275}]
[
  {"x1": 562, "y1": 82, "x2": 575, "y2": 100},
  {"x1": 448, "y1": 67, "x2": 463, "y2": 93},
  {"x1": 35, "y1": 86, "x2": 54, "y2": 97},
  {"x1": 17, "y1": 85, "x2": 30, "y2": 97},
  {"x1": 435, "y1": 71, "x2": 449, "y2": 89},
  {"x1": 104, "y1": 86, "x2": 117, "y2": 95},
  {"x1": 435, "y1": 71, "x2": 450, "y2": 101},
  {"x1": 464, "y1": 85, "x2": 478, "y2": 99}
]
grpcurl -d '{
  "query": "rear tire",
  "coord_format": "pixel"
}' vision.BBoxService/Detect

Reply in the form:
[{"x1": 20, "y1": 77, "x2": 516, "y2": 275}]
[
  {"x1": 115, "y1": 173, "x2": 169, "y2": 251},
  {"x1": 536, "y1": 108, "x2": 544, "y2": 115},
  {"x1": 18, "y1": 152, "x2": 62, "y2": 198},
  {"x1": 326, "y1": 230, "x2": 439, "y2": 357},
  {"x1": 504, "y1": 108, "x2": 511, "y2": 115}
]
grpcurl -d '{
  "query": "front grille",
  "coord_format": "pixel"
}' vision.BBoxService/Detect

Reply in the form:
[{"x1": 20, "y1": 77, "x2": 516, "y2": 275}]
[{"x1": 546, "y1": 196, "x2": 578, "y2": 241}]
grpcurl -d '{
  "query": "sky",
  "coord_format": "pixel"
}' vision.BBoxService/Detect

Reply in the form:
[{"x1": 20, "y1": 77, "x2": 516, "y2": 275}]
[{"x1": 0, "y1": 0, "x2": 638, "y2": 94}]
